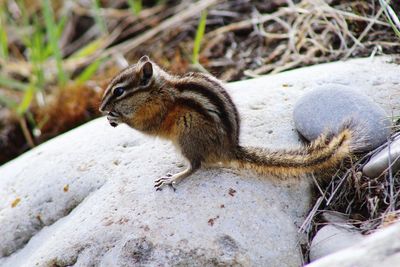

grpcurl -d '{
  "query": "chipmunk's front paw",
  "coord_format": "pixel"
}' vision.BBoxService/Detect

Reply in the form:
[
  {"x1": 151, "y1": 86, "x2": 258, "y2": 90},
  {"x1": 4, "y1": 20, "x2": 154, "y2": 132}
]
[
  {"x1": 154, "y1": 173, "x2": 176, "y2": 191},
  {"x1": 107, "y1": 112, "x2": 120, "y2": 127}
]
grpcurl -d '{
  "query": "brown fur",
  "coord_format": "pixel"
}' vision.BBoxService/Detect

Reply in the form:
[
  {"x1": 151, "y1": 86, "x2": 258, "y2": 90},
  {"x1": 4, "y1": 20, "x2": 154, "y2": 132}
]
[
  {"x1": 99, "y1": 56, "x2": 353, "y2": 188},
  {"x1": 232, "y1": 129, "x2": 352, "y2": 178}
]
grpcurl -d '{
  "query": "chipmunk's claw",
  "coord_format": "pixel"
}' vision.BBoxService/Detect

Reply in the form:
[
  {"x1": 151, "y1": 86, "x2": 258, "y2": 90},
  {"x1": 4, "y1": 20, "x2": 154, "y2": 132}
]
[
  {"x1": 154, "y1": 174, "x2": 177, "y2": 191},
  {"x1": 107, "y1": 112, "x2": 120, "y2": 127}
]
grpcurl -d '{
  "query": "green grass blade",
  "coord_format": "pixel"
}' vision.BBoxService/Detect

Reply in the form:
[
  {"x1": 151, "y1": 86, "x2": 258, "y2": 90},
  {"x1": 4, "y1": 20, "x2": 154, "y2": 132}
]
[
  {"x1": 25, "y1": 111, "x2": 39, "y2": 131},
  {"x1": 0, "y1": 7, "x2": 8, "y2": 60},
  {"x1": 57, "y1": 13, "x2": 68, "y2": 38},
  {"x1": 17, "y1": 84, "x2": 35, "y2": 115},
  {"x1": 42, "y1": 0, "x2": 68, "y2": 86},
  {"x1": 0, "y1": 75, "x2": 28, "y2": 91},
  {"x1": 93, "y1": 0, "x2": 107, "y2": 34},
  {"x1": 192, "y1": 10, "x2": 207, "y2": 64},
  {"x1": 127, "y1": 0, "x2": 142, "y2": 15},
  {"x1": 70, "y1": 38, "x2": 105, "y2": 59},
  {"x1": 30, "y1": 15, "x2": 46, "y2": 89},
  {"x1": 75, "y1": 57, "x2": 108, "y2": 84}
]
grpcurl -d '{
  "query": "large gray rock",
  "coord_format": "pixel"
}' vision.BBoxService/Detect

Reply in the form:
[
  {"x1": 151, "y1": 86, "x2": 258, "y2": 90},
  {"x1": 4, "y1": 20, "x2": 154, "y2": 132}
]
[
  {"x1": 1, "y1": 119, "x2": 308, "y2": 267},
  {"x1": 1, "y1": 56, "x2": 400, "y2": 266},
  {"x1": 0, "y1": 82, "x2": 310, "y2": 265},
  {"x1": 293, "y1": 85, "x2": 391, "y2": 152}
]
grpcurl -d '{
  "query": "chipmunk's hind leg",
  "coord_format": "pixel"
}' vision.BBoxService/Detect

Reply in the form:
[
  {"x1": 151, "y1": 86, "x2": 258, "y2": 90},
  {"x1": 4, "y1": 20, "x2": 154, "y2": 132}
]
[{"x1": 154, "y1": 160, "x2": 200, "y2": 191}]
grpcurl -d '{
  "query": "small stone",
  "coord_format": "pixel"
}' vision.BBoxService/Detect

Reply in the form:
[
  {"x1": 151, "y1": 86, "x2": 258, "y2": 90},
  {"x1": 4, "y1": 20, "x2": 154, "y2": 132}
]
[
  {"x1": 228, "y1": 188, "x2": 236, "y2": 196},
  {"x1": 307, "y1": 222, "x2": 400, "y2": 267},
  {"x1": 63, "y1": 184, "x2": 69, "y2": 192},
  {"x1": 293, "y1": 85, "x2": 391, "y2": 152},
  {"x1": 363, "y1": 135, "x2": 400, "y2": 178},
  {"x1": 11, "y1": 197, "x2": 21, "y2": 208},
  {"x1": 310, "y1": 224, "x2": 364, "y2": 262}
]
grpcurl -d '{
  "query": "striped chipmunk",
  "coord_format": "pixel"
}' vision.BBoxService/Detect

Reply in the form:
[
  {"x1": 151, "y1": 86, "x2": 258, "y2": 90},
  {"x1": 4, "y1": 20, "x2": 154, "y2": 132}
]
[{"x1": 99, "y1": 56, "x2": 353, "y2": 190}]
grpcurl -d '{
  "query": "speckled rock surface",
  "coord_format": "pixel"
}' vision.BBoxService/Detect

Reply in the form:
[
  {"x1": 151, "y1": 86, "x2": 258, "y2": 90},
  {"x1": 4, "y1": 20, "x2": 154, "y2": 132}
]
[
  {"x1": 363, "y1": 135, "x2": 400, "y2": 178},
  {"x1": 293, "y1": 85, "x2": 391, "y2": 152},
  {"x1": 1, "y1": 56, "x2": 399, "y2": 267},
  {"x1": 0, "y1": 116, "x2": 309, "y2": 267}
]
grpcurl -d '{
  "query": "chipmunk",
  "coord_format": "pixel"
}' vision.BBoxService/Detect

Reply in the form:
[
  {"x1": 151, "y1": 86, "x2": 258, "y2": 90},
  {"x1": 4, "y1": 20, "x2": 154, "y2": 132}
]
[{"x1": 99, "y1": 56, "x2": 352, "y2": 190}]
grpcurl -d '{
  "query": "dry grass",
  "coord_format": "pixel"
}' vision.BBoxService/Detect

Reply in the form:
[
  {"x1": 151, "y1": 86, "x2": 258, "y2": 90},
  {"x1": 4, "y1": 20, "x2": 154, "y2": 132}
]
[{"x1": 299, "y1": 129, "x2": 400, "y2": 261}]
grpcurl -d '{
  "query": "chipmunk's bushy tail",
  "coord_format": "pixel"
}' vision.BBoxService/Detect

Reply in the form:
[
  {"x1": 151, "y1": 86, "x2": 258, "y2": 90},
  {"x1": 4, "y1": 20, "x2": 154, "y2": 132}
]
[{"x1": 231, "y1": 128, "x2": 353, "y2": 178}]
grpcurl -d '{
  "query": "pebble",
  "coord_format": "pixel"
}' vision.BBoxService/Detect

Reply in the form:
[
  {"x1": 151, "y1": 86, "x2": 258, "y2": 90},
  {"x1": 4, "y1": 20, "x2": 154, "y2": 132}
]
[
  {"x1": 363, "y1": 135, "x2": 400, "y2": 178},
  {"x1": 310, "y1": 224, "x2": 364, "y2": 262},
  {"x1": 293, "y1": 85, "x2": 391, "y2": 152}
]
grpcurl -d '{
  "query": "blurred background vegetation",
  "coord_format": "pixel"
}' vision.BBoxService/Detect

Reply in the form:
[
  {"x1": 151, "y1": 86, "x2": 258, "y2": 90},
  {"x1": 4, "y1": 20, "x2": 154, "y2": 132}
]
[{"x1": 0, "y1": 0, "x2": 399, "y2": 164}]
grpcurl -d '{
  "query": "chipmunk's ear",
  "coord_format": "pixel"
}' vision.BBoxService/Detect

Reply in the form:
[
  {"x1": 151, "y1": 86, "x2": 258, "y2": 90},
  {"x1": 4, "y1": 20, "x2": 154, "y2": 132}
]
[
  {"x1": 139, "y1": 61, "x2": 153, "y2": 86},
  {"x1": 139, "y1": 55, "x2": 150, "y2": 63}
]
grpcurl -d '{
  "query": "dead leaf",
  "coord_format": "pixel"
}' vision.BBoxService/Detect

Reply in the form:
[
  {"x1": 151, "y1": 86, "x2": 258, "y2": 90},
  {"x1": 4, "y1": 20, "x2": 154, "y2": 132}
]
[{"x1": 11, "y1": 197, "x2": 21, "y2": 208}]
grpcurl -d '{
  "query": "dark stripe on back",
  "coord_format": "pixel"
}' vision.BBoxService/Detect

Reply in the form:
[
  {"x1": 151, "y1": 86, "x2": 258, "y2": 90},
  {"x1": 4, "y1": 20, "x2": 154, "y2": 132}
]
[
  {"x1": 196, "y1": 74, "x2": 240, "y2": 139},
  {"x1": 175, "y1": 97, "x2": 215, "y2": 123},
  {"x1": 175, "y1": 79, "x2": 234, "y2": 137}
]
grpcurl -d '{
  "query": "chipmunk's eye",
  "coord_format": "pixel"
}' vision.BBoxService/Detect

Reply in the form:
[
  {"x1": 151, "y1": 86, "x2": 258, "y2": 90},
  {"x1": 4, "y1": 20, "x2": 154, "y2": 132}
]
[{"x1": 113, "y1": 87, "x2": 125, "y2": 97}]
